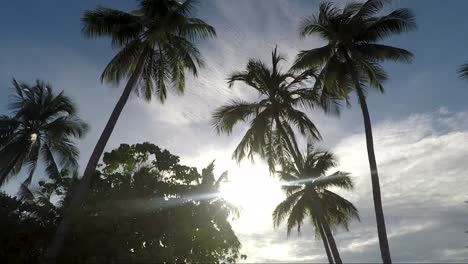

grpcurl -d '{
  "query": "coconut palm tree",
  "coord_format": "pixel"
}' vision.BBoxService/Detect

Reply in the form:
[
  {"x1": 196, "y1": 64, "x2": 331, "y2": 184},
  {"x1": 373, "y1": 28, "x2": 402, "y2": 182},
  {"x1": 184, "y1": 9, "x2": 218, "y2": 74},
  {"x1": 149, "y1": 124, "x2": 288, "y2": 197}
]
[
  {"x1": 273, "y1": 147, "x2": 359, "y2": 264},
  {"x1": 0, "y1": 79, "x2": 88, "y2": 190},
  {"x1": 293, "y1": 1, "x2": 416, "y2": 261},
  {"x1": 213, "y1": 48, "x2": 339, "y2": 171},
  {"x1": 46, "y1": 0, "x2": 216, "y2": 261}
]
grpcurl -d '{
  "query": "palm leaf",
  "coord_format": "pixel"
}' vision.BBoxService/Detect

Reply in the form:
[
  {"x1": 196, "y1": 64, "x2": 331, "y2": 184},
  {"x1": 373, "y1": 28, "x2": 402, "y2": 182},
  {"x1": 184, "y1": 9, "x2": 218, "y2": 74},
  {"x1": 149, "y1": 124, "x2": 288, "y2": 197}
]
[
  {"x1": 272, "y1": 189, "x2": 304, "y2": 230},
  {"x1": 359, "y1": 8, "x2": 417, "y2": 42},
  {"x1": 458, "y1": 63, "x2": 468, "y2": 80},
  {"x1": 81, "y1": 6, "x2": 143, "y2": 47},
  {"x1": 355, "y1": 43, "x2": 413, "y2": 63},
  {"x1": 212, "y1": 100, "x2": 262, "y2": 134}
]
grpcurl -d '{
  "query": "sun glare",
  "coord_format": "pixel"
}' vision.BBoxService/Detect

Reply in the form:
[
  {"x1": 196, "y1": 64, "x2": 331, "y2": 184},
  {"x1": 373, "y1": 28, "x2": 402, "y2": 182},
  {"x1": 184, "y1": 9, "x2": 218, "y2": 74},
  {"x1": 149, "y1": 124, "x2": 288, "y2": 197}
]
[
  {"x1": 219, "y1": 171, "x2": 283, "y2": 209},
  {"x1": 218, "y1": 164, "x2": 285, "y2": 232}
]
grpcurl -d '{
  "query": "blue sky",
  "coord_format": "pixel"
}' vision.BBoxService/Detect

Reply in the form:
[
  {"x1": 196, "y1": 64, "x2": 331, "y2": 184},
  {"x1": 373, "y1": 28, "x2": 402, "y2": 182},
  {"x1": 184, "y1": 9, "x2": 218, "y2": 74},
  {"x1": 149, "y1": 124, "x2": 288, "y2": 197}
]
[{"x1": 1, "y1": 0, "x2": 468, "y2": 262}]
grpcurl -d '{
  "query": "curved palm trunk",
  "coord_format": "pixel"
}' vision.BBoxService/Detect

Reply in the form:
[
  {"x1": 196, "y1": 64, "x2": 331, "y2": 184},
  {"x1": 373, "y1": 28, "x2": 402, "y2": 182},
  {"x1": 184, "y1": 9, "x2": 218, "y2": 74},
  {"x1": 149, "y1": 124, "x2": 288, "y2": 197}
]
[
  {"x1": 350, "y1": 71, "x2": 392, "y2": 263},
  {"x1": 318, "y1": 220, "x2": 334, "y2": 263},
  {"x1": 310, "y1": 192, "x2": 342, "y2": 264},
  {"x1": 44, "y1": 49, "x2": 148, "y2": 263}
]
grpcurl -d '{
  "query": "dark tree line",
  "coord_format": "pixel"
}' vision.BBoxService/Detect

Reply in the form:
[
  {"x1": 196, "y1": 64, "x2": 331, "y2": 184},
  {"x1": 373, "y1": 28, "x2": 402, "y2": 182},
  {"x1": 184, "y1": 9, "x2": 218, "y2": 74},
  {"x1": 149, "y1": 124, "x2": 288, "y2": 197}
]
[{"x1": 0, "y1": 143, "x2": 241, "y2": 263}]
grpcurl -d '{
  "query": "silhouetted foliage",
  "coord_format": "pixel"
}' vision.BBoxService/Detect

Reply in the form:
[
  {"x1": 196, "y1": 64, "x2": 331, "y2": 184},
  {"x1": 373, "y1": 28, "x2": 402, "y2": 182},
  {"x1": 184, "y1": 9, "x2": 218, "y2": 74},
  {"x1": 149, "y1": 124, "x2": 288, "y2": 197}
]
[
  {"x1": 458, "y1": 64, "x2": 468, "y2": 80},
  {"x1": 48, "y1": 1, "x2": 218, "y2": 258},
  {"x1": 293, "y1": 1, "x2": 416, "y2": 262},
  {"x1": 82, "y1": 0, "x2": 216, "y2": 101},
  {"x1": 0, "y1": 143, "x2": 241, "y2": 263},
  {"x1": 213, "y1": 48, "x2": 340, "y2": 171},
  {"x1": 273, "y1": 146, "x2": 359, "y2": 263},
  {"x1": 0, "y1": 79, "x2": 88, "y2": 188}
]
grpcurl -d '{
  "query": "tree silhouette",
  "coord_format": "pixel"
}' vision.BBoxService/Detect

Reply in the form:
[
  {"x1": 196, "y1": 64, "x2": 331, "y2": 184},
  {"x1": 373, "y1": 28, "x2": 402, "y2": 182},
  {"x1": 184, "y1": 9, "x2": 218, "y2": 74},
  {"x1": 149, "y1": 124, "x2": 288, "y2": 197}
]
[
  {"x1": 0, "y1": 79, "x2": 88, "y2": 192},
  {"x1": 1, "y1": 143, "x2": 241, "y2": 263},
  {"x1": 213, "y1": 48, "x2": 339, "y2": 171},
  {"x1": 293, "y1": 1, "x2": 416, "y2": 261},
  {"x1": 47, "y1": 0, "x2": 216, "y2": 260},
  {"x1": 273, "y1": 146, "x2": 359, "y2": 263}
]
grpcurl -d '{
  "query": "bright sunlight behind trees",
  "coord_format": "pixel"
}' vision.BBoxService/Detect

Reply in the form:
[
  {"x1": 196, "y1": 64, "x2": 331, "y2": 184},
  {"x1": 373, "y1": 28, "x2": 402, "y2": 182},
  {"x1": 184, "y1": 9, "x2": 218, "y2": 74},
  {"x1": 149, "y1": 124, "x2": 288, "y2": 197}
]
[{"x1": 2, "y1": 0, "x2": 468, "y2": 263}]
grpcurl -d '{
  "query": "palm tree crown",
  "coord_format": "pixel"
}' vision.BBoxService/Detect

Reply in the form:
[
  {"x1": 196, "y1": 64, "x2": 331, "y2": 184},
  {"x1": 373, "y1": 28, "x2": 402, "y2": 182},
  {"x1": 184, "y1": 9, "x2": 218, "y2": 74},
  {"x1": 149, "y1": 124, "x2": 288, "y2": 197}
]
[
  {"x1": 213, "y1": 48, "x2": 339, "y2": 170},
  {"x1": 273, "y1": 148, "x2": 358, "y2": 235},
  {"x1": 273, "y1": 147, "x2": 358, "y2": 263},
  {"x1": 82, "y1": 0, "x2": 216, "y2": 101},
  {"x1": 294, "y1": 0, "x2": 416, "y2": 95},
  {"x1": 0, "y1": 79, "x2": 88, "y2": 187}
]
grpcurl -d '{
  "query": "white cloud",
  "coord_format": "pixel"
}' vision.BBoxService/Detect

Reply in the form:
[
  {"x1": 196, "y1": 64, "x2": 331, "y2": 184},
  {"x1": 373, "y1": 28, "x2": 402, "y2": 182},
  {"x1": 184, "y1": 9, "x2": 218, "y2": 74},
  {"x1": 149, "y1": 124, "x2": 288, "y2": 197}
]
[
  {"x1": 199, "y1": 109, "x2": 468, "y2": 263},
  {"x1": 1, "y1": 1, "x2": 467, "y2": 263}
]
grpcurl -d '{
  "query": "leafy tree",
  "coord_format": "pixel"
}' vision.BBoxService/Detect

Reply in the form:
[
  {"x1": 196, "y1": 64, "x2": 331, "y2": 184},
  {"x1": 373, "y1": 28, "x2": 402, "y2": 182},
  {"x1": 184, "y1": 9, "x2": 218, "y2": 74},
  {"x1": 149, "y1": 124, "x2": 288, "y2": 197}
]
[
  {"x1": 213, "y1": 48, "x2": 339, "y2": 171},
  {"x1": 48, "y1": 0, "x2": 217, "y2": 260},
  {"x1": 0, "y1": 79, "x2": 88, "y2": 190},
  {"x1": 1, "y1": 142, "x2": 241, "y2": 263},
  {"x1": 293, "y1": 1, "x2": 416, "y2": 261},
  {"x1": 273, "y1": 146, "x2": 358, "y2": 264}
]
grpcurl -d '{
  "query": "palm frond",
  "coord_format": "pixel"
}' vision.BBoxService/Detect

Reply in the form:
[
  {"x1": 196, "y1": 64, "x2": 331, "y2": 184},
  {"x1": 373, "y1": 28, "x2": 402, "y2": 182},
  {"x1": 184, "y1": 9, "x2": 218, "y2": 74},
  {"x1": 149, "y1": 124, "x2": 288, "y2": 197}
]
[
  {"x1": 23, "y1": 140, "x2": 41, "y2": 186},
  {"x1": 45, "y1": 116, "x2": 89, "y2": 141},
  {"x1": 286, "y1": 194, "x2": 309, "y2": 235},
  {"x1": 293, "y1": 45, "x2": 332, "y2": 70},
  {"x1": 283, "y1": 107, "x2": 321, "y2": 140},
  {"x1": 359, "y1": 8, "x2": 417, "y2": 42},
  {"x1": 321, "y1": 190, "x2": 360, "y2": 230},
  {"x1": 314, "y1": 171, "x2": 354, "y2": 190},
  {"x1": 355, "y1": 43, "x2": 413, "y2": 63},
  {"x1": 81, "y1": 6, "x2": 143, "y2": 47},
  {"x1": 101, "y1": 40, "x2": 144, "y2": 83},
  {"x1": 272, "y1": 189, "x2": 304, "y2": 230},
  {"x1": 0, "y1": 115, "x2": 19, "y2": 146},
  {"x1": 179, "y1": 18, "x2": 217, "y2": 40},
  {"x1": 212, "y1": 100, "x2": 262, "y2": 134},
  {"x1": 353, "y1": 0, "x2": 390, "y2": 20},
  {"x1": 41, "y1": 143, "x2": 60, "y2": 179},
  {"x1": 458, "y1": 63, "x2": 468, "y2": 80},
  {"x1": 232, "y1": 109, "x2": 273, "y2": 163},
  {"x1": 357, "y1": 59, "x2": 387, "y2": 92}
]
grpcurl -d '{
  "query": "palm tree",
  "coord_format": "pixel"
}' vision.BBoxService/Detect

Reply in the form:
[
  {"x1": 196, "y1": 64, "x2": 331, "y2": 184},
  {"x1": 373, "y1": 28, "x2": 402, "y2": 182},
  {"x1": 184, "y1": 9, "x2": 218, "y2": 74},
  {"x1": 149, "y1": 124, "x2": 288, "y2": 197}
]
[
  {"x1": 458, "y1": 63, "x2": 468, "y2": 80},
  {"x1": 46, "y1": 0, "x2": 216, "y2": 261},
  {"x1": 0, "y1": 79, "x2": 88, "y2": 190},
  {"x1": 273, "y1": 147, "x2": 359, "y2": 264},
  {"x1": 213, "y1": 48, "x2": 339, "y2": 170},
  {"x1": 293, "y1": 1, "x2": 416, "y2": 262}
]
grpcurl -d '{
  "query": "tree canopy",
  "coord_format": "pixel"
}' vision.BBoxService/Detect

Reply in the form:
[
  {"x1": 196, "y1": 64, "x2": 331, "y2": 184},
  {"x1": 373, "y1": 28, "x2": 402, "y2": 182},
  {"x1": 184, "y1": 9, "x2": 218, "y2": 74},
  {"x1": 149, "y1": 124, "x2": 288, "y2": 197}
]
[{"x1": 0, "y1": 143, "x2": 241, "y2": 263}]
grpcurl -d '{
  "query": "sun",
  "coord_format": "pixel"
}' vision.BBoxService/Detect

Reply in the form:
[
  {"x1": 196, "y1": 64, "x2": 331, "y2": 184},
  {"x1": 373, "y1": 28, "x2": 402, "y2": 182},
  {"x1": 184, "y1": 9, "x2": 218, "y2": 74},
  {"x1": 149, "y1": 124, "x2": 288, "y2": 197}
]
[
  {"x1": 219, "y1": 169, "x2": 283, "y2": 209},
  {"x1": 220, "y1": 164, "x2": 283, "y2": 210},
  {"x1": 217, "y1": 163, "x2": 285, "y2": 232}
]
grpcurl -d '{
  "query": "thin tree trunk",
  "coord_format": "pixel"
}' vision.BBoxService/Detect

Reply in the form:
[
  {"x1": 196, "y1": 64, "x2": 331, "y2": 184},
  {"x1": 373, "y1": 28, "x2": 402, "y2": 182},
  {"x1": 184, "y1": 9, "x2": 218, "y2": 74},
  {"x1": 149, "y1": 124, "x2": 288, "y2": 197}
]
[
  {"x1": 349, "y1": 69, "x2": 392, "y2": 263},
  {"x1": 318, "y1": 219, "x2": 334, "y2": 264},
  {"x1": 274, "y1": 116, "x2": 302, "y2": 168},
  {"x1": 44, "y1": 49, "x2": 148, "y2": 263},
  {"x1": 310, "y1": 192, "x2": 342, "y2": 264}
]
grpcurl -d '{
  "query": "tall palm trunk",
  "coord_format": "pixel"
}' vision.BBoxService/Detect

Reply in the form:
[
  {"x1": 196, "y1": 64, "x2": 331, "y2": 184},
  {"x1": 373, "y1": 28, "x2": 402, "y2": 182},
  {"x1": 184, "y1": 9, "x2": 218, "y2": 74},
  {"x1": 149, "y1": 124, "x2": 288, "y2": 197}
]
[
  {"x1": 44, "y1": 49, "x2": 148, "y2": 263},
  {"x1": 349, "y1": 68, "x2": 391, "y2": 263},
  {"x1": 318, "y1": 219, "x2": 334, "y2": 263},
  {"x1": 310, "y1": 192, "x2": 342, "y2": 264}
]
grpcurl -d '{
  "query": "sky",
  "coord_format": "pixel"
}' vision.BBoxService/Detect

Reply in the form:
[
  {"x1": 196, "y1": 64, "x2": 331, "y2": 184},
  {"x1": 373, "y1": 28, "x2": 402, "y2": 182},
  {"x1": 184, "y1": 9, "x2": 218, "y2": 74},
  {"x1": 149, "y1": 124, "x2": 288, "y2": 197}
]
[{"x1": 0, "y1": 0, "x2": 468, "y2": 262}]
